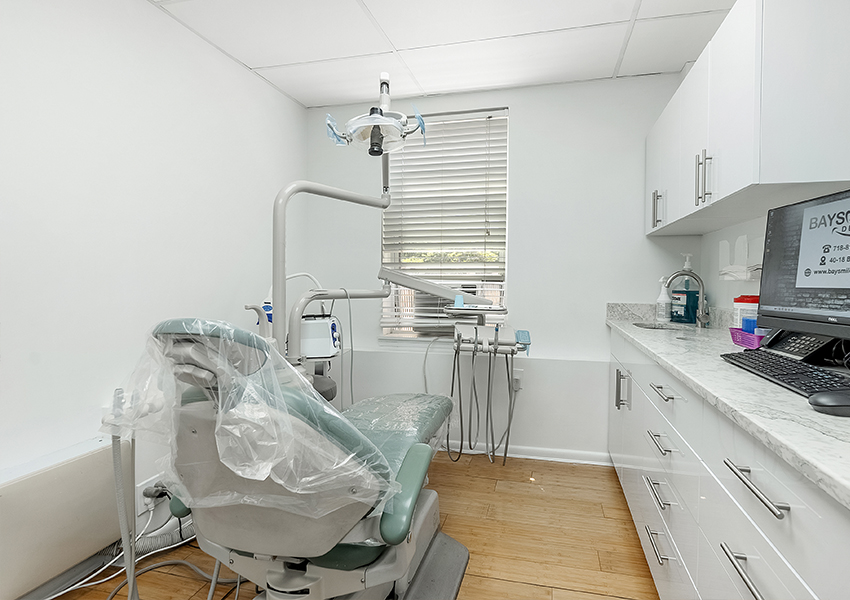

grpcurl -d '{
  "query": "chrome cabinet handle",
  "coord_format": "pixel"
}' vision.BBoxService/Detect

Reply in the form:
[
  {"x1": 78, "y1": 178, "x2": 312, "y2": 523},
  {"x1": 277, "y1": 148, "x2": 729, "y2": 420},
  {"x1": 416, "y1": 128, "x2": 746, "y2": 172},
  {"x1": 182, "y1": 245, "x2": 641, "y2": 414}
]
[
  {"x1": 651, "y1": 190, "x2": 663, "y2": 227},
  {"x1": 694, "y1": 154, "x2": 701, "y2": 206},
  {"x1": 647, "y1": 430, "x2": 675, "y2": 456},
  {"x1": 643, "y1": 475, "x2": 674, "y2": 511},
  {"x1": 614, "y1": 369, "x2": 630, "y2": 410},
  {"x1": 614, "y1": 369, "x2": 622, "y2": 409},
  {"x1": 724, "y1": 459, "x2": 790, "y2": 519},
  {"x1": 649, "y1": 382, "x2": 674, "y2": 402},
  {"x1": 701, "y1": 148, "x2": 712, "y2": 204},
  {"x1": 721, "y1": 542, "x2": 765, "y2": 600},
  {"x1": 651, "y1": 190, "x2": 658, "y2": 228},
  {"x1": 644, "y1": 526, "x2": 675, "y2": 565}
]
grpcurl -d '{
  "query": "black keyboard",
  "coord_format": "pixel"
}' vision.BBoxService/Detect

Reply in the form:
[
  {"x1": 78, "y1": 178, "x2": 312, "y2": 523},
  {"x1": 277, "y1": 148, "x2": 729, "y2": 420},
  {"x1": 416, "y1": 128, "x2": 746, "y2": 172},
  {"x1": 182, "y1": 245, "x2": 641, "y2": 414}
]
[{"x1": 721, "y1": 349, "x2": 850, "y2": 397}]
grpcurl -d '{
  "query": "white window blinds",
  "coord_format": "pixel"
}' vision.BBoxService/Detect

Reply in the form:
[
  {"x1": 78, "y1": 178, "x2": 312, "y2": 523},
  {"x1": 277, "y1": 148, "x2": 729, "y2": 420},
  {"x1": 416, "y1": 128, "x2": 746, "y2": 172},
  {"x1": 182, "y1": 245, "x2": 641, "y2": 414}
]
[{"x1": 381, "y1": 108, "x2": 508, "y2": 336}]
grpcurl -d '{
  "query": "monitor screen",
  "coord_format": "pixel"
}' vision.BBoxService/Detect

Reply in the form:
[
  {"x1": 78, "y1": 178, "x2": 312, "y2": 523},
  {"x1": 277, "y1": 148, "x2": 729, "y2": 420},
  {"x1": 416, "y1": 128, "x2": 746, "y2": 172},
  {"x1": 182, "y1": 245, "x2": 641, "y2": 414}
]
[{"x1": 759, "y1": 188, "x2": 850, "y2": 338}]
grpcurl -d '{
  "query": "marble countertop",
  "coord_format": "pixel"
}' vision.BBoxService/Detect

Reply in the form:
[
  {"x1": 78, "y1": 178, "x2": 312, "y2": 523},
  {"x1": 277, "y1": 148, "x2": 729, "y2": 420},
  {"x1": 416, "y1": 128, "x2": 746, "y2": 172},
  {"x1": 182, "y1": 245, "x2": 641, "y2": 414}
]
[{"x1": 607, "y1": 315, "x2": 850, "y2": 512}]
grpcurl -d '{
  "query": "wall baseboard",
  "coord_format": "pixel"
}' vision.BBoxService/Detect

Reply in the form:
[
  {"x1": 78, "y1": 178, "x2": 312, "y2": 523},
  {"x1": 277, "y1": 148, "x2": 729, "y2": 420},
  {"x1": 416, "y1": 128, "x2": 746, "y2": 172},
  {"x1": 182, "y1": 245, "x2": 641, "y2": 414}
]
[
  {"x1": 444, "y1": 441, "x2": 612, "y2": 466},
  {"x1": 505, "y1": 444, "x2": 613, "y2": 466},
  {"x1": 0, "y1": 441, "x2": 121, "y2": 600}
]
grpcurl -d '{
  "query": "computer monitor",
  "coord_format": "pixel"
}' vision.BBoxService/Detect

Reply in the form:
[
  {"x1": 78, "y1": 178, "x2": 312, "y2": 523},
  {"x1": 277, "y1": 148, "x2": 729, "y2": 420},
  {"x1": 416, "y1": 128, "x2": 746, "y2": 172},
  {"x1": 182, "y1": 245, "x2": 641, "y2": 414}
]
[{"x1": 759, "y1": 188, "x2": 850, "y2": 339}]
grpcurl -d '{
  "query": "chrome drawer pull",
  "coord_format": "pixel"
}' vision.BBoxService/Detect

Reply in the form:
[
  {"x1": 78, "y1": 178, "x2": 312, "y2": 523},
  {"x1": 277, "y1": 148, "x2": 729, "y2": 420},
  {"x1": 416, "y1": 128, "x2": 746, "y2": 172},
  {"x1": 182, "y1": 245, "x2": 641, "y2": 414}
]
[
  {"x1": 724, "y1": 459, "x2": 791, "y2": 520},
  {"x1": 643, "y1": 475, "x2": 674, "y2": 511},
  {"x1": 644, "y1": 526, "x2": 675, "y2": 565},
  {"x1": 647, "y1": 430, "x2": 675, "y2": 456},
  {"x1": 721, "y1": 542, "x2": 765, "y2": 600},
  {"x1": 649, "y1": 382, "x2": 674, "y2": 402}
]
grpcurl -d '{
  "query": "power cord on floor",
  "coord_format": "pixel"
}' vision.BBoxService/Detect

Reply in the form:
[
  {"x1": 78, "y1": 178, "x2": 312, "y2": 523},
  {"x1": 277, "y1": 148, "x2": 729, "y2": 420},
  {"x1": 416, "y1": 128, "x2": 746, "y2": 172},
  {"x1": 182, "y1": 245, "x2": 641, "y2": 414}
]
[
  {"x1": 105, "y1": 557, "x2": 239, "y2": 600},
  {"x1": 43, "y1": 511, "x2": 156, "y2": 600}
]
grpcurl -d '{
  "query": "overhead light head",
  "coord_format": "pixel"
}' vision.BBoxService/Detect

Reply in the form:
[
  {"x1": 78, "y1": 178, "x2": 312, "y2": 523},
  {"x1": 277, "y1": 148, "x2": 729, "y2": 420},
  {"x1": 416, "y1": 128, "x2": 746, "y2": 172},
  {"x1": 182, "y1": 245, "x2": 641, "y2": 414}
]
[
  {"x1": 344, "y1": 107, "x2": 405, "y2": 157},
  {"x1": 326, "y1": 73, "x2": 425, "y2": 156}
]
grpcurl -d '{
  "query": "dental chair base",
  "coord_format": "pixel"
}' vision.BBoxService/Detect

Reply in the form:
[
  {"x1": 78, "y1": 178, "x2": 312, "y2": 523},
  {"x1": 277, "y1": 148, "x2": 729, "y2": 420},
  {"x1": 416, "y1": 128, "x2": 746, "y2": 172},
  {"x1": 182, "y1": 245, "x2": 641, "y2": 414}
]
[{"x1": 198, "y1": 489, "x2": 466, "y2": 600}]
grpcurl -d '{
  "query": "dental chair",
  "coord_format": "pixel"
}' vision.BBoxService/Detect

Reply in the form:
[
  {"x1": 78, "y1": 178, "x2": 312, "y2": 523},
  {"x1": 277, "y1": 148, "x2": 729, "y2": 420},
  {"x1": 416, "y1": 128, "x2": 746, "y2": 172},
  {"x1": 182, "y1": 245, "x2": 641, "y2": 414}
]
[{"x1": 116, "y1": 319, "x2": 467, "y2": 600}]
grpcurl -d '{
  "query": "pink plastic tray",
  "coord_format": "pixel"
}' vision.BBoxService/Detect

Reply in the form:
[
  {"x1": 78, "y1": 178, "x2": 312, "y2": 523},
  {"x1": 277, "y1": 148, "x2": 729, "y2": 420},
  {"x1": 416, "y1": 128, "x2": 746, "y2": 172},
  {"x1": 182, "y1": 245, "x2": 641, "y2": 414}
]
[{"x1": 729, "y1": 327, "x2": 764, "y2": 349}]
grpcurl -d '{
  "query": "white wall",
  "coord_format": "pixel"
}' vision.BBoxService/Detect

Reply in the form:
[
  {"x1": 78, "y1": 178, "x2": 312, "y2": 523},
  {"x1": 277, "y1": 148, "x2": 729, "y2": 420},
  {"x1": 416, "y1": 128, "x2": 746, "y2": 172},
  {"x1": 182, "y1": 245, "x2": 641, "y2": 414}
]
[
  {"x1": 299, "y1": 76, "x2": 701, "y2": 461},
  {"x1": 0, "y1": 0, "x2": 306, "y2": 476},
  {"x1": 700, "y1": 216, "x2": 766, "y2": 309}
]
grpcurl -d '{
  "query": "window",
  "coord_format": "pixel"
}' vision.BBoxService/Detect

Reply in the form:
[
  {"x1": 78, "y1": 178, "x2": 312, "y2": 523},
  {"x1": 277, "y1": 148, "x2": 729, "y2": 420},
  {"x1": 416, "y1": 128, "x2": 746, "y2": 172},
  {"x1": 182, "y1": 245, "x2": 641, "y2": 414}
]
[{"x1": 381, "y1": 108, "x2": 508, "y2": 337}]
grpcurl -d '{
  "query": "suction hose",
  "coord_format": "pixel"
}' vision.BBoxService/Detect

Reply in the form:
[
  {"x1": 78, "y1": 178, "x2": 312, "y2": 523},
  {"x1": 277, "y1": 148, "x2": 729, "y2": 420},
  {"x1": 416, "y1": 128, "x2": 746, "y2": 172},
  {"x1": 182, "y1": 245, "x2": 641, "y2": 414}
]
[{"x1": 99, "y1": 522, "x2": 196, "y2": 559}]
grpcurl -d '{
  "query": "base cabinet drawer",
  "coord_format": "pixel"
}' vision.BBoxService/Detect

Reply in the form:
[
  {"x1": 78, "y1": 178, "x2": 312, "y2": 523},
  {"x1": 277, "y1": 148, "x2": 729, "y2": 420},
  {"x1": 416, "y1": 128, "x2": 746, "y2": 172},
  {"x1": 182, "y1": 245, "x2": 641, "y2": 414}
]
[
  {"x1": 700, "y1": 402, "x2": 850, "y2": 599},
  {"x1": 698, "y1": 472, "x2": 816, "y2": 600},
  {"x1": 609, "y1": 329, "x2": 849, "y2": 600},
  {"x1": 638, "y1": 515, "x2": 698, "y2": 600}
]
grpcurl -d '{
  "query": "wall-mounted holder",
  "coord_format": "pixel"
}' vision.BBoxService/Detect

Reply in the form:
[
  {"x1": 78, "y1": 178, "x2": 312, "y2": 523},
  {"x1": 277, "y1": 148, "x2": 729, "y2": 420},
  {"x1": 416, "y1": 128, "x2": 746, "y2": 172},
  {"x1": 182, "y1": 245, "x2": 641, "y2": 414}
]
[{"x1": 719, "y1": 234, "x2": 763, "y2": 281}]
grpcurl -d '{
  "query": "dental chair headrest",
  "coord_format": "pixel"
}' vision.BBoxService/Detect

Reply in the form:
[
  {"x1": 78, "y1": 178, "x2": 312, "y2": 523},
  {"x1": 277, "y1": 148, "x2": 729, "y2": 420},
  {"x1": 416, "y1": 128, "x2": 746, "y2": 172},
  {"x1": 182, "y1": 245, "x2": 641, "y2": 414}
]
[{"x1": 153, "y1": 318, "x2": 270, "y2": 379}]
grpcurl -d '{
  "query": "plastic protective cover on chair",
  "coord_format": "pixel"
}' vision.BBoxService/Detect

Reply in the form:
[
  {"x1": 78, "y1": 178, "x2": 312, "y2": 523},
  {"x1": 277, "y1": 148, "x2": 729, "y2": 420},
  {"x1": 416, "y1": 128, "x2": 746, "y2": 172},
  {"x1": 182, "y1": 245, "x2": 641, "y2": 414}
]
[
  {"x1": 101, "y1": 319, "x2": 400, "y2": 519},
  {"x1": 343, "y1": 394, "x2": 452, "y2": 476}
]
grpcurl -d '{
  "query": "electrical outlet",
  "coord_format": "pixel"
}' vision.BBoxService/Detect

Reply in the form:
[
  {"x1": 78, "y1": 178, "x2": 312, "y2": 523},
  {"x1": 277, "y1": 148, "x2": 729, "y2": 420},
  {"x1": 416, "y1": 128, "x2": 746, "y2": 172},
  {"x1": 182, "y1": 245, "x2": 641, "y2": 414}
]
[
  {"x1": 512, "y1": 368, "x2": 524, "y2": 391},
  {"x1": 135, "y1": 474, "x2": 166, "y2": 516}
]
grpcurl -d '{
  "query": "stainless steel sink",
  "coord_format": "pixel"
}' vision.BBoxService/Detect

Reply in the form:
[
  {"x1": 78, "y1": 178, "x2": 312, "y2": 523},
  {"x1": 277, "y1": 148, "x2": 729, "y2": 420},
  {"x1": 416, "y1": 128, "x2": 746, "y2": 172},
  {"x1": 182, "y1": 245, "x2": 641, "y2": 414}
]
[{"x1": 633, "y1": 322, "x2": 679, "y2": 330}]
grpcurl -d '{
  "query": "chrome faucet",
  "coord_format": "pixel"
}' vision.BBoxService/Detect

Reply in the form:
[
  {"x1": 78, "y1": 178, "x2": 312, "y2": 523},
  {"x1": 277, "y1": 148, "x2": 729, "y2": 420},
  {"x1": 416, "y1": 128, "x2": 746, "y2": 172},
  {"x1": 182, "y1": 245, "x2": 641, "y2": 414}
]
[{"x1": 665, "y1": 270, "x2": 709, "y2": 328}]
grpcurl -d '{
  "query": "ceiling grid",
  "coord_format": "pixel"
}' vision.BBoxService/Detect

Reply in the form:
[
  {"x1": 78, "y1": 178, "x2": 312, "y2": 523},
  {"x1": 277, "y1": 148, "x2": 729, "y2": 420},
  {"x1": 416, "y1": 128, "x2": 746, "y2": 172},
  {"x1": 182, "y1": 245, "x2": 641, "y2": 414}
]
[{"x1": 149, "y1": 0, "x2": 735, "y2": 108}]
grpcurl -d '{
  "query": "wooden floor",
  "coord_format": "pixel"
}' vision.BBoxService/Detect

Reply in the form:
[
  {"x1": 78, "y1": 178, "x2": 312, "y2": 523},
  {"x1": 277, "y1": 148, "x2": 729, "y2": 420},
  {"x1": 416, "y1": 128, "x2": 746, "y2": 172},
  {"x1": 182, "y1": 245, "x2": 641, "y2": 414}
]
[
  {"x1": 428, "y1": 452, "x2": 658, "y2": 600},
  {"x1": 61, "y1": 454, "x2": 657, "y2": 600}
]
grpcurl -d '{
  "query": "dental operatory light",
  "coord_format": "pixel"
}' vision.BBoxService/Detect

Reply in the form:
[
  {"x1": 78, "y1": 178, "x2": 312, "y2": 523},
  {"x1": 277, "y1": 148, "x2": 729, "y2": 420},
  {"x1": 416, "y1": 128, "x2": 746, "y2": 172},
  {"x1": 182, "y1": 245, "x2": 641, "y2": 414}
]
[{"x1": 326, "y1": 73, "x2": 424, "y2": 157}]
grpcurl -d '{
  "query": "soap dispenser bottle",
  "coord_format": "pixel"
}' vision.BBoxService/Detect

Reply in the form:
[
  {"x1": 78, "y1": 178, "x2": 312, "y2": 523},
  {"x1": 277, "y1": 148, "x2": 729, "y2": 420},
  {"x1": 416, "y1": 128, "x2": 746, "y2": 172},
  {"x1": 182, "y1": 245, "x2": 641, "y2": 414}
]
[
  {"x1": 655, "y1": 277, "x2": 672, "y2": 322},
  {"x1": 671, "y1": 253, "x2": 699, "y2": 323}
]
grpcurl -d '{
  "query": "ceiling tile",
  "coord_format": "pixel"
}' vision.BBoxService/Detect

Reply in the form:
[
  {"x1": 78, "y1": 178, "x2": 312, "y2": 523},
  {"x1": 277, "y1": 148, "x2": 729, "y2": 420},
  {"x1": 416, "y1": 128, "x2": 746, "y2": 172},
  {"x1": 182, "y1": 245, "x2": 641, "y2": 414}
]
[
  {"x1": 363, "y1": 0, "x2": 635, "y2": 49},
  {"x1": 638, "y1": 0, "x2": 735, "y2": 19},
  {"x1": 162, "y1": 0, "x2": 393, "y2": 68},
  {"x1": 399, "y1": 23, "x2": 629, "y2": 96},
  {"x1": 618, "y1": 12, "x2": 728, "y2": 76},
  {"x1": 258, "y1": 54, "x2": 421, "y2": 107}
]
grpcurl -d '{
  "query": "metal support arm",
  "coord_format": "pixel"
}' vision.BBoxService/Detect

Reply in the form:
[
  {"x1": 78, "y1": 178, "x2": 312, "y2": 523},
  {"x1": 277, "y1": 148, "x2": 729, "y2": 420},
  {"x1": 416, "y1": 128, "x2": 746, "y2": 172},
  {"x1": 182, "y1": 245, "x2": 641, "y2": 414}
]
[
  {"x1": 287, "y1": 286, "x2": 391, "y2": 364},
  {"x1": 272, "y1": 180, "x2": 390, "y2": 357}
]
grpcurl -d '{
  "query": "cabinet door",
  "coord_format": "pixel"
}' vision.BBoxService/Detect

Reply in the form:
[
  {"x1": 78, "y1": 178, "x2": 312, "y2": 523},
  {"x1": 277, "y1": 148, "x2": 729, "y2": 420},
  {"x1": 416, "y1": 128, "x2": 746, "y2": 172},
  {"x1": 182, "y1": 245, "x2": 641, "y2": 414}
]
[
  {"x1": 668, "y1": 49, "x2": 710, "y2": 224},
  {"x1": 760, "y1": 0, "x2": 850, "y2": 184},
  {"x1": 707, "y1": 0, "x2": 760, "y2": 202},
  {"x1": 645, "y1": 97, "x2": 680, "y2": 233}
]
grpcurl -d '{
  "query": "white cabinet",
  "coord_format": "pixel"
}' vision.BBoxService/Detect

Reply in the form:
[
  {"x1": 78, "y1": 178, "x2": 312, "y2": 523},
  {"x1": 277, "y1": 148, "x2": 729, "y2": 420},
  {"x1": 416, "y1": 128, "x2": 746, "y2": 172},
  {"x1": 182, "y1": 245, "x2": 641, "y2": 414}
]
[
  {"x1": 674, "y1": 51, "x2": 711, "y2": 222},
  {"x1": 610, "y1": 354, "x2": 699, "y2": 600},
  {"x1": 646, "y1": 0, "x2": 850, "y2": 236},
  {"x1": 645, "y1": 51, "x2": 710, "y2": 233},
  {"x1": 700, "y1": 400, "x2": 850, "y2": 600},
  {"x1": 608, "y1": 329, "x2": 844, "y2": 600},
  {"x1": 645, "y1": 94, "x2": 678, "y2": 232},
  {"x1": 705, "y1": 0, "x2": 759, "y2": 205}
]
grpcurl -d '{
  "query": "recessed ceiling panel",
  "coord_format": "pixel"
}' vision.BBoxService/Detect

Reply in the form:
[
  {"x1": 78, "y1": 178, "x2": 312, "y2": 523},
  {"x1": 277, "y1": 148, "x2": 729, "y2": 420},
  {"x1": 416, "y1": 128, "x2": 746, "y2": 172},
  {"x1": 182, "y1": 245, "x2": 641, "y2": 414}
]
[
  {"x1": 619, "y1": 12, "x2": 728, "y2": 76},
  {"x1": 400, "y1": 24, "x2": 629, "y2": 96},
  {"x1": 163, "y1": 0, "x2": 393, "y2": 68},
  {"x1": 638, "y1": 0, "x2": 735, "y2": 20},
  {"x1": 258, "y1": 54, "x2": 421, "y2": 107},
  {"x1": 363, "y1": 0, "x2": 634, "y2": 49}
]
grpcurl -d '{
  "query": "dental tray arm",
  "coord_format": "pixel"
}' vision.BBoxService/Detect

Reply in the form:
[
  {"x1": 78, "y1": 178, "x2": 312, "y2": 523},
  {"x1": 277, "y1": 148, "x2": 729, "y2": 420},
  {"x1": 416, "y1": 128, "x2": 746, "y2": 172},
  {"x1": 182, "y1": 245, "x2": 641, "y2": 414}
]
[
  {"x1": 378, "y1": 267, "x2": 492, "y2": 305},
  {"x1": 379, "y1": 443, "x2": 433, "y2": 545}
]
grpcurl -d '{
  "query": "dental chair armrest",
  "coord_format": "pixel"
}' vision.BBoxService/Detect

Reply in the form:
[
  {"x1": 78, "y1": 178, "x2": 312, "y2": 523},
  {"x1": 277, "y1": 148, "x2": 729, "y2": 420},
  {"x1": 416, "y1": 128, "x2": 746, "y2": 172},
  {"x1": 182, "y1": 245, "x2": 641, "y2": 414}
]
[{"x1": 379, "y1": 443, "x2": 433, "y2": 545}]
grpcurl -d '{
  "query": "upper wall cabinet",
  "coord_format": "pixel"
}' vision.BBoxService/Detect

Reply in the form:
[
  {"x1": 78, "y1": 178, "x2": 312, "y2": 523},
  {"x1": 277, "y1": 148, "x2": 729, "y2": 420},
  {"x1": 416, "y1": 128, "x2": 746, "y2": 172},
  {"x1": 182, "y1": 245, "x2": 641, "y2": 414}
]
[{"x1": 646, "y1": 0, "x2": 850, "y2": 236}]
